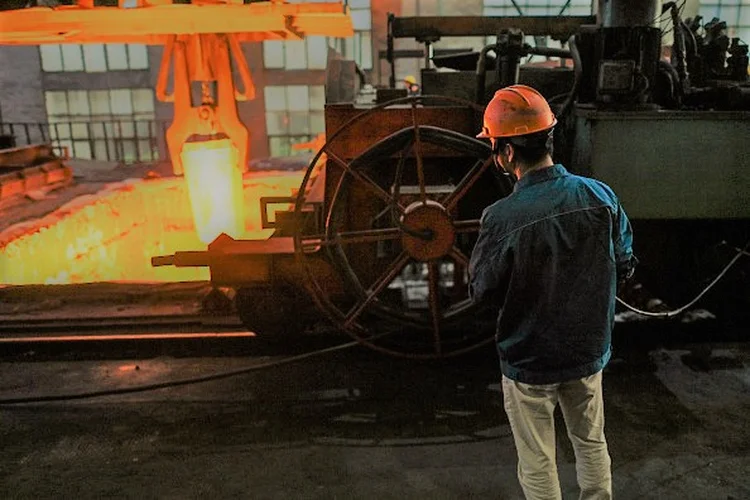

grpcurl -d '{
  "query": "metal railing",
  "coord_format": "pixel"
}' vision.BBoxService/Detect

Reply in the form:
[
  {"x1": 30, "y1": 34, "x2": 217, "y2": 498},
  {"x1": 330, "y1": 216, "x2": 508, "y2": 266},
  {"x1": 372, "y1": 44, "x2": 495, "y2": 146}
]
[{"x1": 0, "y1": 119, "x2": 171, "y2": 164}]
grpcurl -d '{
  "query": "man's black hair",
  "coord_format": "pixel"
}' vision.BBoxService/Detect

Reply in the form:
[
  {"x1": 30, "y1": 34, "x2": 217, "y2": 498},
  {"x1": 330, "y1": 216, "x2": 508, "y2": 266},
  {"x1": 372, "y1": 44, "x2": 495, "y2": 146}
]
[{"x1": 494, "y1": 128, "x2": 554, "y2": 164}]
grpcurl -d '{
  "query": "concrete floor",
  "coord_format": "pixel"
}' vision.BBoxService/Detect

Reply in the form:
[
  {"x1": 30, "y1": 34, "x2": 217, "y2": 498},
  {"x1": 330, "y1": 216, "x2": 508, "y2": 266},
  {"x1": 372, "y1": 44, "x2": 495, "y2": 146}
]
[{"x1": 1, "y1": 338, "x2": 749, "y2": 499}]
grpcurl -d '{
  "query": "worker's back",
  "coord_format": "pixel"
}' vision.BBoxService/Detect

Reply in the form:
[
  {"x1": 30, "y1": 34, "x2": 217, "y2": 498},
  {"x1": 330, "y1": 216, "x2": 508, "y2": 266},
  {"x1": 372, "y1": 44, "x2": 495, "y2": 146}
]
[{"x1": 471, "y1": 164, "x2": 629, "y2": 384}]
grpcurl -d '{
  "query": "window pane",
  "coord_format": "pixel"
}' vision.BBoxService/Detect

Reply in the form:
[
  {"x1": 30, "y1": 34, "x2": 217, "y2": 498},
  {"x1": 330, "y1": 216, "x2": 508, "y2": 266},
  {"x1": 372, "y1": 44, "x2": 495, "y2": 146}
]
[
  {"x1": 269, "y1": 136, "x2": 290, "y2": 157},
  {"x1": 110, "y1": 89, "x2": 134, "y2": 115},
  {"x1": 138, "y1": 140, "x2": 154, "y2": 161},
  {"x1": 89, "y1": 90, "x2": 111, "y2": 116},
  {"x1": 309, "y1": 85, "x2": 325, "y2": 109},
  {"x1": 127, "y1": 44, "x2": 149, "y2": 69},
  {"x1": 286, "y1": 85, "x2": 309, "y2": 111},
  {"x1": 104, "y1": 122, "x2": 116, "y2": 140},
  {"x1": 722, "y1": 7, "x2": 740, "y2": 23},
  {"x1": 106, "y1": 44, "x2": 129, "y2": 70},
  {"x1": 67, "y1": 91, "x2": 91, "y2": 116},
  {"x1": 307, "y1": 36, "x2": 328, "y2": 70},
  {"x1": 93, "y1": 140, "x2": 109, "y2": 160},
  {"x1": 56, "y1": 123, "x2": 72, "y2": 140},
  {"x1": 311, "y1": 112, "x2": 326, "y2": 134},
  {"x1": 288, "y1": 112, "x2": 310, "y2": 135},
  {"x1": 265, "y1": 111, "x2": 289, "y2": 136},
  {"x1": 71, "y1": 123, "x2": 88, "y2": 139},
  {"x1": 60, "y1": 44, "x2": 84, "y2": 72},
  {"x1": 73, "y1": 141, "x2": 92, "y2": 160},
  {"x1": 135, "y1": 121, "x2": 151, "y2": 138},
  {"x1": 344, "y1": 37, "x2": 355, "y2": 60},
  {"x1": 40, "y1": 45, "x2": 63, "y2": 72},
  {"x1": 83, "y1": 44, "x2": 107, "y2": 72},
  {"x1": 121, "y1": 140, "x2": 137, "y2": 162},
  {"x1": 264, "y1": 86, "x2": 287, "y2": 111},
  {"x1": 359, "y1": 31, "x2": 373, "y2": 70},
  {"x1": 90, "y1": 122, "x2": 107, "y2": 139},
  {"x1": 120, "y1": 122, "x2": 135, "y2": 139},
  {"x1": 351, "y1": 9, "x2": 372, "y2": 31},
  {"x1": 45, "y1": 91, "x2": 68, "y2": 117},
  {"x1": 263, "y1": 40, "x2": 285, "y2": 68},
  {"x1": 284, "y1": 40, "x2": 307, "y2": 70},
  {"x1": 131, "y1": 89, "x2": 155, "y2": 113}
]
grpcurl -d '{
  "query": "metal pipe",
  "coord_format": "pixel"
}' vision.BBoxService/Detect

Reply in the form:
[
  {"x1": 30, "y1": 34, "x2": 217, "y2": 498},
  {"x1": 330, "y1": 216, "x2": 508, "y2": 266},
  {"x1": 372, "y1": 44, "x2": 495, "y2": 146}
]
[
  {"x1": 475, "y1": 44, "x2": 496, "y2": 104},
  {"x1": 527, "y1": 46, "x2": 572, "y2": 58},
  {"x1": 558, "y1": 35, "x2": 582, "y2": 119},
  {"x1": 670, "y1": 2, "x2": 690, "y2": 91}
]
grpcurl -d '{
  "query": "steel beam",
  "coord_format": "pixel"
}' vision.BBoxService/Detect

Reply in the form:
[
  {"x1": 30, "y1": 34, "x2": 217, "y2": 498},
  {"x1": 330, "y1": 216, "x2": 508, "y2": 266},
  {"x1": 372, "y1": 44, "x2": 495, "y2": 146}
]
[
  {"x1": 0, "y1": 2, "x2": 353, "y2": 45},
  {"x1": 391, "y1": 16, "x2": 596, "y2": 40}
]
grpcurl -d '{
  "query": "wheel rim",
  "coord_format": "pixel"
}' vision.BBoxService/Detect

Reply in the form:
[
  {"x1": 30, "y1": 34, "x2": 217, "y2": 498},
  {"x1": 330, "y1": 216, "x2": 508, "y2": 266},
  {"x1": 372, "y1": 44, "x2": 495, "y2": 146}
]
[{"x1": 293, "y1": 95, "x2": 513, "y2": 358}]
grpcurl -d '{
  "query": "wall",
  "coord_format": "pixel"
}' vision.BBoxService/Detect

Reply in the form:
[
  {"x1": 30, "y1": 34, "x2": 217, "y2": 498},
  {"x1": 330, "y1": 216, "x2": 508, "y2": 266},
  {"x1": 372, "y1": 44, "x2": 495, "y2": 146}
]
[{"x1": 0, "y1": 46, "x2": 47, "y2": 124}]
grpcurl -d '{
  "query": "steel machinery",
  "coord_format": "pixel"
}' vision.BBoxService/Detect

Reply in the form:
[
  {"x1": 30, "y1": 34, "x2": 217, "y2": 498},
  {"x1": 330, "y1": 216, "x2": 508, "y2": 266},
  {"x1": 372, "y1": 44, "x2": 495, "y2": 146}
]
[
  {"x1": 0, "y1": 0, "x2": 353, "y2": 244},
  {"x1": 3, "y1": 1, "x2": 749, "y2": 357},
  {"x1": 148, "y1": 1, "x2": 748, "y2": 357}
]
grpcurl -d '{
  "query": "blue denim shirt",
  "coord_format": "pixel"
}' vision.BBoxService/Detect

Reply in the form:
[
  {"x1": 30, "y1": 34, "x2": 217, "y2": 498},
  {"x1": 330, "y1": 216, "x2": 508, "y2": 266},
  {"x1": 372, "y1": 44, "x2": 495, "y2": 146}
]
[{"x1": 469, "y1": 164, "x2": 635, "y2": 384}]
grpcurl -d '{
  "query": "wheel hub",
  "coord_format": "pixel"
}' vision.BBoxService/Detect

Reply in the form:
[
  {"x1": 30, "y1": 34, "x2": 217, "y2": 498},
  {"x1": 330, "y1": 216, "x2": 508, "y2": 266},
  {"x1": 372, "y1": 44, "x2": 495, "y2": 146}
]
[{"x1": 400, "y1": 200, "x2": 455, "y2": 261}]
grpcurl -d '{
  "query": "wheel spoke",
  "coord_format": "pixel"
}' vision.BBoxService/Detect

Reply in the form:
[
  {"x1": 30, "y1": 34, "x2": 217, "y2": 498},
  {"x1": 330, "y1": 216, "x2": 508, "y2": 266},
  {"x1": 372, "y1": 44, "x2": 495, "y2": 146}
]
[
  {"x1": 301, "y1": 227, "x2": 401, "y2": 250},
  {"x1": 410, "y1": 101, "x2": 427, "y2": 203},
  {"x1": 443, "y1": 157, "x2": 494, "y2": 211},
  {"x1": 344, "y1": 251, "x2": 411, "y2": 328},
  {"x1": 326, "y1": 148, "x2": 403, "y2": 211},
  {"x1": 448, "y1": 246, "x2": 470, "y2": 269},
  {"x1": 453, "y1": 219, "x2": 481, "y2": 234},
  {"x1": 427, "y1": 262, "x2": 443, "y2": 355}
]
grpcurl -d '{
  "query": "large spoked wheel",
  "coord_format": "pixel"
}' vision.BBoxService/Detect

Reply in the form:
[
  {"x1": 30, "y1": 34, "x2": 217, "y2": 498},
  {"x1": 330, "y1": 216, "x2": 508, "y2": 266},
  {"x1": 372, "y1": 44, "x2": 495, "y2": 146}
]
[{"x1": 293, "y1": 95, "x2": 513, "y2": 358}]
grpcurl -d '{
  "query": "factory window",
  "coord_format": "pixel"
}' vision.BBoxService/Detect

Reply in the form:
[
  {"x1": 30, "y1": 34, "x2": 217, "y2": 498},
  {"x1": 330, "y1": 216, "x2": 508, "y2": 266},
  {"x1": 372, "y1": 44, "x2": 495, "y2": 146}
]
[
  {"x1": 700, "y1": 1, "x2": 750, "y2": 44},
  {"x1": 44, "y1": 89, "x2": 157, "y2": 163},
  {"x1": 262, "y1": 0, "x2": 372, "y2": 71},
  {"x1": 264, "y1": 85, "x2": 325, "y2": 157},
  {"x1": 263, "y1": 36, "x2": 331, "y2": 70},
  {"x1": 39, "y1": 43, "x2": 149, "y2": 72},
  {"x1": 340, "y1": 0, "x2": 373, "y2": 70}
]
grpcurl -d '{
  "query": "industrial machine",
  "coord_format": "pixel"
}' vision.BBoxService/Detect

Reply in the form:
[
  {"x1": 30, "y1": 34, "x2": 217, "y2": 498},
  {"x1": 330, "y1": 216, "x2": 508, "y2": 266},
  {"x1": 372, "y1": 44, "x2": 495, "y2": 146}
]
[
  {"x1": 149, "y1": 0, "x2": 750, "y2": 358},
  {"x1": 1, "y1": 1, "x2": 748, "y2": 358}
]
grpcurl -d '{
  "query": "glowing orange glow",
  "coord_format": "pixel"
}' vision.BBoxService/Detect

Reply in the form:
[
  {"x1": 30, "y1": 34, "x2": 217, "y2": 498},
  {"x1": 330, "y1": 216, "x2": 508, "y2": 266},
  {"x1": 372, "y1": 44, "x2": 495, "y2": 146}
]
[
  {"x1": 0, "y1": 170, "x2": 304, "y2": 285},
  {"x1": 181, "y1": 139, "x2": 245, "y2": 244}
]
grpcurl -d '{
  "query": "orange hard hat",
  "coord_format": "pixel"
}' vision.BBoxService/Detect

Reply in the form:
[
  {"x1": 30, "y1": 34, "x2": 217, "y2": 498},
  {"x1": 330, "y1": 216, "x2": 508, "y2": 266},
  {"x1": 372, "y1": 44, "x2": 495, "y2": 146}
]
[{"x1": 476, "y1": 84, "x2": 557, "y2": 139}]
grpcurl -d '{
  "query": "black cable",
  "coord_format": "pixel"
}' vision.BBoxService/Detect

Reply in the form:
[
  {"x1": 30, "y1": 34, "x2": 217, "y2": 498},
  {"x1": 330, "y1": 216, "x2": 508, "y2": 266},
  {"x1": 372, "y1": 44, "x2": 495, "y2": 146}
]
[
  {"x1": 0, "y1": 334, "x2": 394, "y2": 405},
  {"x1": 615, "y1": 242, "x2": 749, "y2": 319}
]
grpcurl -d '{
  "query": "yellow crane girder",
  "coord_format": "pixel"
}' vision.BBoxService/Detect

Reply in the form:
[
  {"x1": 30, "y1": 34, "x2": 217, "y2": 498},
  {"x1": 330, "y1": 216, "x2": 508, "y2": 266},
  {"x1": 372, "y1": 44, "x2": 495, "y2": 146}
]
[{"x1": 0, "y1": 1, "x2": 354, "y2": 45}]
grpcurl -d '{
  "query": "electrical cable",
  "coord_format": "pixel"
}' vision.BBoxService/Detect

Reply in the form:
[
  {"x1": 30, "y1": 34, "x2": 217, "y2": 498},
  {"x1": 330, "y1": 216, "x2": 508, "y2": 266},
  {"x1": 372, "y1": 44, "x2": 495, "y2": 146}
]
[
  {"x1": 615, "y1": 242, "x2": 749, "y2": 319},
  {"x1": 0, "y1": 332, "x2": 394, "y2": 405}
]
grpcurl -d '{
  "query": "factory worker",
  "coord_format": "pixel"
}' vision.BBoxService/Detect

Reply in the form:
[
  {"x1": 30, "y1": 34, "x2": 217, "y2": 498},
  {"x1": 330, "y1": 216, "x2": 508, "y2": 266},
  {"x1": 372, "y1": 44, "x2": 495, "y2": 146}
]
[{"x1": 469, "y1": 84, "x2": 637, "y2": 500}]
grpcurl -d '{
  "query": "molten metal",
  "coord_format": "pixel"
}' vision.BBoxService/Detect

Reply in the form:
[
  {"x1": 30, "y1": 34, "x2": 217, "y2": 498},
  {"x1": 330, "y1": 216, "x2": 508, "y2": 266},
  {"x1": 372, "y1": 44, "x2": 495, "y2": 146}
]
[
  {"x1": 0, "y1": 171, "x2": 303, "y2": 285},
  {"x1": 181, "y1": 139, "x2": 245, "y2": 244}
]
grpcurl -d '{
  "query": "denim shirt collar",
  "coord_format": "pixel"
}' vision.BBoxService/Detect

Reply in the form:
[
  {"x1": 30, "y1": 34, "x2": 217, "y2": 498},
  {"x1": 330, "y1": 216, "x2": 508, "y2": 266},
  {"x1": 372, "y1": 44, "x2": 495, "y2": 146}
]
[{"x1": 513, "y1": 164, "x2": 569, "y2": 192}]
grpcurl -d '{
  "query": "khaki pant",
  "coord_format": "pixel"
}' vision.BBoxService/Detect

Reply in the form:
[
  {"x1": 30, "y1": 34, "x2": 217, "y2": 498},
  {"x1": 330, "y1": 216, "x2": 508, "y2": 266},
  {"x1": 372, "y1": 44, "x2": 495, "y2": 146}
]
[{"x1": 502, "y1": 371, "x2": 612, "y2": 500}]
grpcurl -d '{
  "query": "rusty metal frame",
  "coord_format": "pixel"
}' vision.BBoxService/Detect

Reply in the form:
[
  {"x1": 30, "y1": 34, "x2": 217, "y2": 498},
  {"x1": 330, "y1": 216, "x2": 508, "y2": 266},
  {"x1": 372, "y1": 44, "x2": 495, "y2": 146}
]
[{"x1": 390, "y1": 15, "x2": 596, "y2": 40}]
